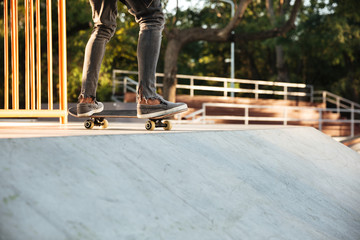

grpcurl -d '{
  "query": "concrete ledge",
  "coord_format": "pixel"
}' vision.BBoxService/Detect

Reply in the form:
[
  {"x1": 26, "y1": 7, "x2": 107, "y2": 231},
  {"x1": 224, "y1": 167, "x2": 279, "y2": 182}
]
[
  {"x1": 0, "y1": 127, "x2": 359, "y2": 239},
  {"x1": 0, "y1": 122, "x2": 294, "y2": 139}
]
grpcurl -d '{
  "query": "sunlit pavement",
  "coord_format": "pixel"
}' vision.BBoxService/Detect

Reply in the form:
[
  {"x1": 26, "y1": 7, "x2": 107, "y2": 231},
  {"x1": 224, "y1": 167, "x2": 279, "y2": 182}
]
[{"x1": 0, "y1": 120, "x2": 295, "y2": 139}]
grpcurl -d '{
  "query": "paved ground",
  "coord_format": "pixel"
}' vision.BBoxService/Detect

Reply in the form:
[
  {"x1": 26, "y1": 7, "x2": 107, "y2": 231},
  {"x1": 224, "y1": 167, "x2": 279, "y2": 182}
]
[{"x1": 0, "y1": 125, "x2": 359, "y2": 240}]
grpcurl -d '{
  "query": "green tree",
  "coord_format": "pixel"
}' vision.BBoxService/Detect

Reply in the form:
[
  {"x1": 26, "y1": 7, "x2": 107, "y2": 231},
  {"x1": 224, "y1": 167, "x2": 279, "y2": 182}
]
[
  {"x1": 162, "y1": 0, "x2": 302, "y2": 102},
  {"x1": 286, "y1": 0, "x2": 360, "y2": 101}
]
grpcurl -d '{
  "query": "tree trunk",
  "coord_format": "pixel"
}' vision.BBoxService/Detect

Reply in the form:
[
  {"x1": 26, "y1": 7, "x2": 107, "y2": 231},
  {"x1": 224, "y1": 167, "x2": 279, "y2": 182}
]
[
  {"x1": 162, "y1": 0, "x2": 254, "y2": 101},
  {"x1": 163, "y1": 39, "x2": 183, "y2": 102},
  {"x1": 275, "y1": 45, "x2": 288, "y2": 82},
  {"x1": 266, "y1": 0, "x2": 289, "y2": 82}
]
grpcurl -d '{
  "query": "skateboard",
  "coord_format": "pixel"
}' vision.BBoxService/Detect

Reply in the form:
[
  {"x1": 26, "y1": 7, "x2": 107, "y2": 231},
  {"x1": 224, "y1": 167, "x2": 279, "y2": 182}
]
[{"x1": 68, "y1": 107, "x2": 179, "y2": 131}]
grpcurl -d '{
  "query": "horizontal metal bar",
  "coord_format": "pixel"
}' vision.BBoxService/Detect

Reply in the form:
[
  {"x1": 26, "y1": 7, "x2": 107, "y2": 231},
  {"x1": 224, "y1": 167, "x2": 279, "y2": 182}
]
[
  {"x1": 115, "y1": 80, "x2": 309, "y2": 96},
  {"x1": 314, "y1": 90, "x2": 360, "y2": 109},
  {"x1": 184, "y1": 109, "x2": 205, "y2": 119},
  {"x1": 202, "y1": 116, "x2": 301, "y2": 122},
  {"x1": 113, "y1": 70, "x2": 311, "y2": 89},
  {"x1": 123, "y1": 76, "x2": 138, "y2": 85},
  {"x1": 176, "y1": 85, "x2": 310, "y2": 97},
  {"x1": 0, "y1": 110, "x2": 67, "y2": 118},
  {"x1": 127, "y1": 86, "x2": 136, "y2": 93},
  {"x1": 326, "y1": 99, "x2": 352, "y2": 109},
  {"x1": 202, "y1": 103, "x2": 360, "y2": 113},
  {"x1": 176, "y1": 84, "x2": 245, "y2": 93},
  {"x1": 202, "y1": 115, "x2": 360, "y2": 124}
]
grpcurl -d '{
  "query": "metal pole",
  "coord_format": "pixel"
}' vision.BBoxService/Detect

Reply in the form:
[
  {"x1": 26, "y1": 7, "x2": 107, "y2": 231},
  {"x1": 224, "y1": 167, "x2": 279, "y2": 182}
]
[
  {"x1": 351, "y1": 103, "x2": 354, "y2": 137},
  {"x1": 30, "y1": 0, "x2": 36, "y2": 109},
  {"x1": 4, "y1": 0, "x2": 9, "y2": 109},
  {"x1": 11, "y1": 0, "x2": 19, "y2": 110},
  {"x1": 318, "y1": 110, "x2": 322, "y2": 132},
  {"x1": 25, "y1": 0, "x2": 30, "y2": 110},
  {"x1": 112, "y1": 71, "x2": 116, "y2": 97},
  {"x1": 220, "y1": 0, "x2": 235, "y2": 98},
  {"x1": 190, "y1": 77, "x2": 194, "y2": 97},
  {"x1": 47, "y1": 0, "x2": 53, "y2": 110},
  {"x1": 203, "y1": 103, "x2": 206, "y2": 124},
  {"x1": 58, "y1": 0, "x2": 68, "y2": 124},
  {"x1": 230, "y1": 34, "x2": 235, "y2": 98},
  {"x1": 36, "y1": 0, "x2": 41, "y2": 110},
  {"x1": 245, "y1": 107, "x2": 249, "y2": 125}
]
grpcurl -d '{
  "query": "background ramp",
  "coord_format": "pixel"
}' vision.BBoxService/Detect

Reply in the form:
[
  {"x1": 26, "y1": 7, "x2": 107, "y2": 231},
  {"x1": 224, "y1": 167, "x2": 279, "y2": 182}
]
[{"x1": 0, "y1": 127, "x2": 359, "y2": 240}]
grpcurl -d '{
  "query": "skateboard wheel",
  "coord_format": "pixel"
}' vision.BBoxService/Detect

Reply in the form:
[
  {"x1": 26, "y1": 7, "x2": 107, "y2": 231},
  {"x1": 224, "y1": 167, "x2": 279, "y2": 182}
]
[
  {"x1": 163, "y1": 120, "x2": 172, "y2": 131},
  {"x1": 100, "y1": 119, "x2": 108, "y2": 129},
  {"x1": 145, "y1": 120, "x2": 156, "y2": 131},
  {"x1": 84, "y1": 120, "x2": 94, "y2": 129}
]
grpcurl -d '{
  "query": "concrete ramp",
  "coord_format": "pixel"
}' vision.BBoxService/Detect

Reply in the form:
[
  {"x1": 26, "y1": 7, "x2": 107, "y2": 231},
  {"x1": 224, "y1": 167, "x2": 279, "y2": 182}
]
[{"x1": 0, "y1": 127, "x2": 359, "y2": 240}]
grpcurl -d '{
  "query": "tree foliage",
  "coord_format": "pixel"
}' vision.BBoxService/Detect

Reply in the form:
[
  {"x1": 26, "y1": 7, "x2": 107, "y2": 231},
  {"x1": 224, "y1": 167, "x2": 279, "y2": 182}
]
[{"x1": 162, "y1": 0, "x2": 360, "y2": 102}]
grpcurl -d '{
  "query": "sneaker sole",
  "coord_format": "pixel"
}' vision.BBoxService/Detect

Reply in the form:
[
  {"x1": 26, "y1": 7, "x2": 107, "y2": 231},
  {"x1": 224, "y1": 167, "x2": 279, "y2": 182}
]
[
  {"x1": 137, "y1": 105, "x2": 188, "y2": 119},
  {"x1": 77, "y1": 105, "x2": 104, "y2": 117}
]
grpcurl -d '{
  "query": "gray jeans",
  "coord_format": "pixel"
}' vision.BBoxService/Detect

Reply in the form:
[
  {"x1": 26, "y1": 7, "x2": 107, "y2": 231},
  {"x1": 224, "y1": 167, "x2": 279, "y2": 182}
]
[{"x1": 80, "y1": 0, "x2": 165, "y2": 100}]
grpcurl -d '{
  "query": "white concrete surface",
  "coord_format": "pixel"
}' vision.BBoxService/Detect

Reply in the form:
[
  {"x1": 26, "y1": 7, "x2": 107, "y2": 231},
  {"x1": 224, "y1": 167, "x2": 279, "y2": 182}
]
[
  {"x1": 0, "y1": 121, "x2": 293, "y2": 139},
  {"x1": 0, "y1": 127, "x2": 359, "y2": 240}
]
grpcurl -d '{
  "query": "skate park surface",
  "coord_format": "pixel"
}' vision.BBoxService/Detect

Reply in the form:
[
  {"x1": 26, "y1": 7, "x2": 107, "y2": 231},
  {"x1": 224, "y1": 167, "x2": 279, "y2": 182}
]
[{"x1": 0, "y1": 122, "x2": 360, "y2": 240}]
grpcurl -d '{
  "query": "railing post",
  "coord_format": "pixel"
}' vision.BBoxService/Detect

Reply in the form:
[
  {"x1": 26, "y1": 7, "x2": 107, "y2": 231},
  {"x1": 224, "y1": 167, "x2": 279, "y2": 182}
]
[
  {"x1": 202, "y1": 103, "x2": 206, "y2": 124},
  {"x1": 284, "y1": 107, "x2": 288, "y2": 125},
  {"x1": 245, "y1": 107, "x2": 249, "y2": 125},
  {"x1": 310, "y1": 86, "x2": 314, "y2": 103},
  {"x1": 322, "y1": 91, "x2": 326, "y2": 107},
  {"x1": 47, "y1": 0, "x2": 53, "y2": 110},
  {"x1": 58, "y1": 0, "x2": 68, "y2": 124},
  {"x1": 123, "y1": 77, "x2": 127, "y2": 95},
  {"x1": 4, "y1": 0, "x2": 9, "y2": 109},
  {"x1": 224, "y1": 79, "x2": 228, "y2": 97},
  {"x1": 318, "y1": 110, "x2": 323, "y2": 132},
  {"x1": 336, "y1": 97, "x2": 340, "y2": 114},
  {"x1": 10, "y1": 0, "x2": 19, "y2": 110},
  {"x1": 25, "y1": 0, "x2": 30, "y2": 110},
  {"x1": 30, "y1": 0, "x2": 36, "y2": 110},
  {"x1": 190, "y1": 77, "x2": 194, "y2": 97},
  {"x1": 36, "y1": 0, "x2": 42, "y2": 109},
  {"x1": 284, "y1": 86, "x2": 288, "y2": 101},
  {"x1": 255, "y1": 83, "x2": 259, "y2": 100},
  {"x1": 112, "y1": 71, "x2": 116, "y2": 97},
  {"x1": 351, "y1": 104, "x2": 354, "y2": 137}
]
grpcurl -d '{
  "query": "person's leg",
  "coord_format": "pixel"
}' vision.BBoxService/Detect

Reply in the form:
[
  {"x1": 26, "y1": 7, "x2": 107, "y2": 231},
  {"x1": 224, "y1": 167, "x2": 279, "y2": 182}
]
[
  {"x1": 77, "y1": 0, "x2": 118, "y2": 117},
  {"x1": 124, "y1": 0, "x2": 188, "y2": 118}
]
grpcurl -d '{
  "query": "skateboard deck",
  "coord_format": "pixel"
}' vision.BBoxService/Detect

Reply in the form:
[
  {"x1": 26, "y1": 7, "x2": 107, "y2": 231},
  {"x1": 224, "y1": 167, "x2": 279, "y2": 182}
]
[
  {"x1": 68, "y1": 107, "x2": 177, "y2": 131},
  {"x1": 69, "y1": 108, "x2": 138, "y2": 118}
]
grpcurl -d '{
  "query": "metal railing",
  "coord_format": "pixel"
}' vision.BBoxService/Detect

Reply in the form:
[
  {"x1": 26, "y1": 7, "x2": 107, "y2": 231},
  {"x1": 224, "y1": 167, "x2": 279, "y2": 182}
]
[
  {"x1": 112, "y1": 70, "x2": 360, "y2": 137},
  {"x1": 111, "y1": 75, "x2": 138, "y2": 101},
  {"x1": 184, "y1": 103, "x2": 360, "y2": 137},
  {"x1": 112, "y1": 70, "x2": 314, "y2": 101},
  {"x1": 313, "y1": 91, "x2": 360, "y2": 113},
  {"x1": 0, "y1": 0, "x2": 68, "y2": 123}
]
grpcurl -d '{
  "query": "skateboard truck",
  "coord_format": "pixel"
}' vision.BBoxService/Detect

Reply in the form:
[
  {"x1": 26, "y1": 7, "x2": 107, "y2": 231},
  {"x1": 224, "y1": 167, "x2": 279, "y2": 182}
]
[
  {"x1": 84, "y1": 118, "x2": 108, "y2": 130},
  {"x1": 145, "y1": 119, "x2": 172, "y2": 131}
]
